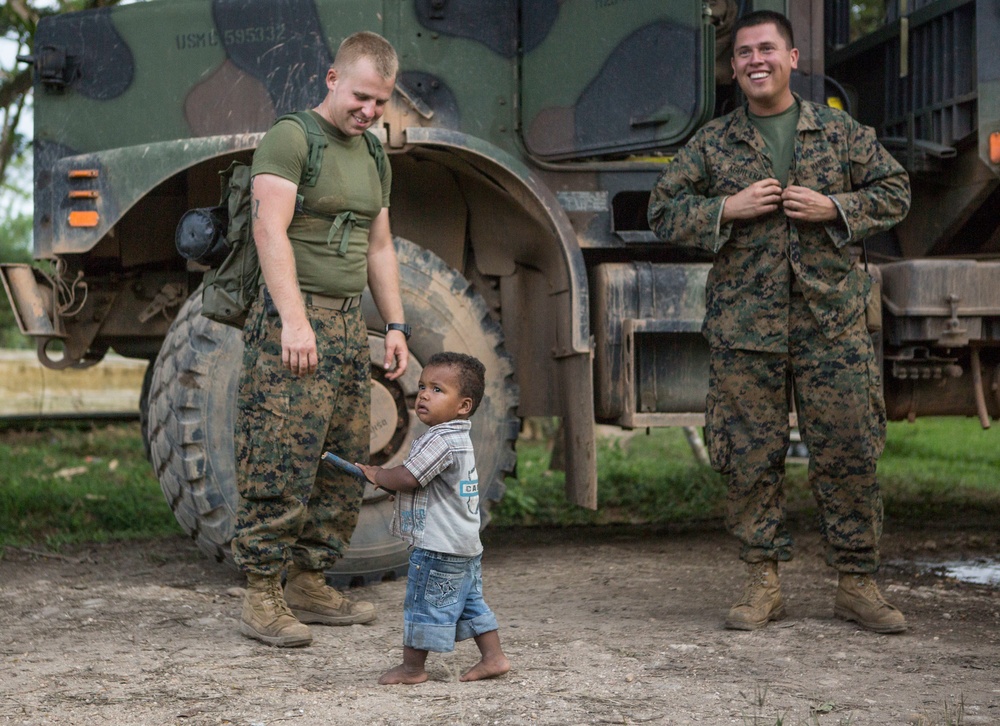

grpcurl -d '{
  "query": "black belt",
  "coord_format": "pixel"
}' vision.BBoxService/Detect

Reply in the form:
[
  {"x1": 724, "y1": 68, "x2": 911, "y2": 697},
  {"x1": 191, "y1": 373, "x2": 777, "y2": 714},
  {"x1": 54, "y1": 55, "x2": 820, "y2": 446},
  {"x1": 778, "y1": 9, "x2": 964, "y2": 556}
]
[{"x1": 303, "y1": 292, "x2": 362, "y2": 311}]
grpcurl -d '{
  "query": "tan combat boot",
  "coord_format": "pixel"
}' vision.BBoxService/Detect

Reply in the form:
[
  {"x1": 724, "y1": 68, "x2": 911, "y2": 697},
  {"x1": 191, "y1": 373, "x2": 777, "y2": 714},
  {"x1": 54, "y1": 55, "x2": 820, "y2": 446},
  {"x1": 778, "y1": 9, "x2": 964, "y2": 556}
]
[
  {"x1": 240, "y1": 572, "x2": 312, "y2": 647},
  {"x1": 725, "y1": 560, "x2": 785, "y2": 630},
  {"x1": 284, "y1": 564, "x2": 377, "y2": 625},
  {"x1": 834, "y1": 573, "x2": 907, "y2": 634}
]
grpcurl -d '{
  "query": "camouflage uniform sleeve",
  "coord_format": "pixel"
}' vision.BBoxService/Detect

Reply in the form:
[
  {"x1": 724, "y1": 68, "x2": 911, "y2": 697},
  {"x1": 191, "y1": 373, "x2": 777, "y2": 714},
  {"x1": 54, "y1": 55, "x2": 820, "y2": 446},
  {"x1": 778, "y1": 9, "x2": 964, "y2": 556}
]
[
  {"x1": 647, "y1": 138, "x2": 729, "y2": 254},
  {"x1": 825, "y1": 122, "x2": 911, "y2": 248}
]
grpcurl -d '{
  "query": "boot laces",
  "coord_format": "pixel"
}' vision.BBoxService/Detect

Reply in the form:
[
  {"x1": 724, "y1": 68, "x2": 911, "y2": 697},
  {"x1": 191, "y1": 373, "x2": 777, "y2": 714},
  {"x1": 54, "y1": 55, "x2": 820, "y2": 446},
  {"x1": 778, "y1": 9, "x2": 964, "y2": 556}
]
[
  {"x1": 854, "y1": 575, "x2": 890, "y2": 608},
  {"x1": 299, "y1": 570, "x2": 343, "y2": 598},
  {"x1": 737, "y1": 562, "x2": 773, "y2": 605},
  {"x1": 263, "y1": 578, "x2": 295, "y2": 617}
]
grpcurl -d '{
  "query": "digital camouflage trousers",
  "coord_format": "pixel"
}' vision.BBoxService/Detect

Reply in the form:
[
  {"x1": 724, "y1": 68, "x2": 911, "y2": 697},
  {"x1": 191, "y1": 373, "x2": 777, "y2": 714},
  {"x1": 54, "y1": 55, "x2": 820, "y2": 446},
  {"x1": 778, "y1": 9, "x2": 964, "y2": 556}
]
[
  {"x1": 704, "y1": 294, "x2": 887, "y2": 573},
  {"x1": 231, "y1": 293, "x2": 370, "y2": 576}
]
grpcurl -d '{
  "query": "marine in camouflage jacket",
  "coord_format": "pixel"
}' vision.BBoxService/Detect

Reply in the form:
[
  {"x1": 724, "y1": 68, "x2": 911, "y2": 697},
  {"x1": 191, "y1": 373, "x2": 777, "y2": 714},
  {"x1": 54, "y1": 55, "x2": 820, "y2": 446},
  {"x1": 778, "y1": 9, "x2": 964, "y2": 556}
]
[{"x1": 647, "y1": 95, "x2": 910, "y2": 353}]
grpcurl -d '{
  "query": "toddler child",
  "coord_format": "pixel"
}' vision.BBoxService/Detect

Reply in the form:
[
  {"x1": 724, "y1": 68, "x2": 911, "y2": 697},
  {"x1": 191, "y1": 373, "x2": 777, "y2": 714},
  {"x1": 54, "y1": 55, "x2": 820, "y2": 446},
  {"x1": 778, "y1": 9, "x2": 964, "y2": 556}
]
[{"x1": 358, "y1": 351, "x2": 510, "y2": 685}]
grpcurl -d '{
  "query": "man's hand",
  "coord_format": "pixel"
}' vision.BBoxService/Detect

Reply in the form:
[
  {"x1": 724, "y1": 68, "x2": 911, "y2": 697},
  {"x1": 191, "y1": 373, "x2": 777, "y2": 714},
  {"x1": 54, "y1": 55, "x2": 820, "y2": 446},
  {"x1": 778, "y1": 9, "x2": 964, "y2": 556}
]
[
  {"x1": 721, "y1": 178, "x2": 783, "y2": 222},
  {"x1": 252, "y1": 172, "x2": 317, "y2": 376},
  {"x1": 281, "y1": 319, "x2": 318, "y2": 376},
  {"x1": 383, "y1": 330, "x2": 409, "y2": 381},
  {"x1": 781, "y1": 185, "x2": 839, "y2": 222}
]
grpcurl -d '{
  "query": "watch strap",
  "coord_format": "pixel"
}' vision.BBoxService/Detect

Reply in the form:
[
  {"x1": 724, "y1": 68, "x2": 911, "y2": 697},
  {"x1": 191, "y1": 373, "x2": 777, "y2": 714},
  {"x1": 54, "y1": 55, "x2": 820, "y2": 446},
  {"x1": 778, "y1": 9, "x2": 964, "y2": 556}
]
[{"x1": 385, "y1": 322, "x2": 411, "y2": 339}]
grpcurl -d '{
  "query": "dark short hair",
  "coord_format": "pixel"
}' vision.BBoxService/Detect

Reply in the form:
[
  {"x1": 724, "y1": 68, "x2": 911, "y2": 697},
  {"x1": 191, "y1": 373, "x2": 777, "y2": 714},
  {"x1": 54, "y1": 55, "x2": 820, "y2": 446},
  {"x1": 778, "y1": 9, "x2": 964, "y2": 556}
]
[
  {"x1": 732, "y1": 10, "x2": 795, "y2": 54},
  {"x1": 426, "y1": 352, "x2": 486, "y2": 416}
]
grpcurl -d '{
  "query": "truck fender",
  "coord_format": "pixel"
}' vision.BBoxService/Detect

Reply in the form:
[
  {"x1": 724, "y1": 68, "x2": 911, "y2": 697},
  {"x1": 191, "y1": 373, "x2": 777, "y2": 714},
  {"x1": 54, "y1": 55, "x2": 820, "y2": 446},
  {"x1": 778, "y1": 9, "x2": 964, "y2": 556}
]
[{"x1": 44, "y1": 134, "x2": 263, "y2": 257}]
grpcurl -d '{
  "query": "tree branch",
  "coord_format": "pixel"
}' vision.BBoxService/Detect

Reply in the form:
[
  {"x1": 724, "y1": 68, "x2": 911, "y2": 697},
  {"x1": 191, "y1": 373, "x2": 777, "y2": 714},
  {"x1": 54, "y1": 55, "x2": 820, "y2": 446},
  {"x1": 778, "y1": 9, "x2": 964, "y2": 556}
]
[
  {"x1": 0, "y1": 67, "x2": 33, "y2": 191},
  {"x1": 8, "y1": 0, "x2": 40, "y2": 26},
  {"x1": 0, "y1": 68, "x2": 33, "y2": 111}
]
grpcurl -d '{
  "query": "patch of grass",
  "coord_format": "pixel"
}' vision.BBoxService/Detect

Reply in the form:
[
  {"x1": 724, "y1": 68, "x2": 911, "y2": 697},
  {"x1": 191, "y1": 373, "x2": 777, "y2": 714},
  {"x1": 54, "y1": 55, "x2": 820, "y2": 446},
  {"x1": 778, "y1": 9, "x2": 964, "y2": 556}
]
[
  {"x1": 879, "y1": 418, "x2": 1000, "y2": 491},
  {"x1": 493, "y1": 418, "x2": 1000, "y2": 529},
  {"x1": 1, "y1": 417, "x2": 998, "y2": 547},
  {"x1": 0, "y1": 421, "x2": 180, "y2": 549},
  {"x1": 493, "y1": 428, "x2": 729, "y2": 527}
]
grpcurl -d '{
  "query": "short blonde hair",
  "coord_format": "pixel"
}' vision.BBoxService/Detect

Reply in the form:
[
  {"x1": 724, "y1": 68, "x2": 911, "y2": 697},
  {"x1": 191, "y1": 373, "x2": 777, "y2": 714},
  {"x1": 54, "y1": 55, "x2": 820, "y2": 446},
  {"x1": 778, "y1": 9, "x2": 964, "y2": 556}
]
[{"x1": 334, "y1": 31, "x2": 398, "y2": 80}]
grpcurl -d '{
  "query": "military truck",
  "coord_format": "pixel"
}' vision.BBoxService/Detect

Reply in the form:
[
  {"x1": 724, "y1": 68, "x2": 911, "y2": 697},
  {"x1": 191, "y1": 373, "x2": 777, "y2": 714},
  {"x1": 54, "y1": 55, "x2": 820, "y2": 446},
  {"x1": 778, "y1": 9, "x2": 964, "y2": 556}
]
[{"x1": 3, "y1": 0, "x2": 999, "y2": 583}]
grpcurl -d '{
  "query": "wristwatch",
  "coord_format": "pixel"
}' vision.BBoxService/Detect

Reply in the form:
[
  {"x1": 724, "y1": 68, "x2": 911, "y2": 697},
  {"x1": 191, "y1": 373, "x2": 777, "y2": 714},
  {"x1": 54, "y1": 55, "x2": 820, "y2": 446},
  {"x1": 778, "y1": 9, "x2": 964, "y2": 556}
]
[{"x1": 385, "y1": 322, "x2": 412, "y2": 340}]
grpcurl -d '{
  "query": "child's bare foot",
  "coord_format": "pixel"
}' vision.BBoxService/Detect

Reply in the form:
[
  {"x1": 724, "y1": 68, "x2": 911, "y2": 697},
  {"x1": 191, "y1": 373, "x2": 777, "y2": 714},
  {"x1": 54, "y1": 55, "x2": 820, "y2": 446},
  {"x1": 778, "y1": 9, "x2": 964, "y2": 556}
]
[
  {"x1": 459, "y1": 653, "x2": 510, "y2": 682},
  {"x1": 378, "y1": 663, "x2": 429, "y2": 685}
]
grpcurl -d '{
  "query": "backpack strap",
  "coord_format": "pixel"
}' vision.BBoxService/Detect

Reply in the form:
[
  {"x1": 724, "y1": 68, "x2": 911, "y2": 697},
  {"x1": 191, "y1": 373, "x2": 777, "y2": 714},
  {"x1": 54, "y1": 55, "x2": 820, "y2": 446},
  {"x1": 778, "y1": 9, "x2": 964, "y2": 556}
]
[
  {"x1": 275, "y1": 111, "x2": 328, "y2": 188},
  {"x1": 362, "y1": 129, "x2": 387, "y2": 181},
  {"x1": 275, "y1": 112, "x2": 386, "y2": 187}
]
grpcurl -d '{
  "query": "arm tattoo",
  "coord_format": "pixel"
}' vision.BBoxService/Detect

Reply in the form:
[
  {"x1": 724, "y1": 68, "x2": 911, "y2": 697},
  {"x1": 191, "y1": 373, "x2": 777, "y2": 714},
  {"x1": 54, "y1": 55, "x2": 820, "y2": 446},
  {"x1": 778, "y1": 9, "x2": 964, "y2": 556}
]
[{"x1": 249, "y1": 178, "x2": 260, "y2": 220}]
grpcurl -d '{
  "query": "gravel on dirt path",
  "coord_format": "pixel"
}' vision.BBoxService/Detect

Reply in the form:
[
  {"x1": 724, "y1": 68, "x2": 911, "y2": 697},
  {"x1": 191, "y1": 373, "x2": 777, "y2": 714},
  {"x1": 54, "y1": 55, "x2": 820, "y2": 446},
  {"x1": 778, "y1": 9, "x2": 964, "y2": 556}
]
[{"x1": 1, "y1": 523, "x2": 998, "y2": 725}]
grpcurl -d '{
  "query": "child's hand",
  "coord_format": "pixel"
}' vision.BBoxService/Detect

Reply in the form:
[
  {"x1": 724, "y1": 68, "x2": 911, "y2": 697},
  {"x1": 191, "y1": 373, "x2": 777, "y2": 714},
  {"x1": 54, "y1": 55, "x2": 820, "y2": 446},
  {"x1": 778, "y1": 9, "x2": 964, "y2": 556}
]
[
  {"x1": 356, "y1": 463, "x2": 394, "y2": 499},
  {"x1": 356, "y1": 462, "x2": 379, "y2": 485}
]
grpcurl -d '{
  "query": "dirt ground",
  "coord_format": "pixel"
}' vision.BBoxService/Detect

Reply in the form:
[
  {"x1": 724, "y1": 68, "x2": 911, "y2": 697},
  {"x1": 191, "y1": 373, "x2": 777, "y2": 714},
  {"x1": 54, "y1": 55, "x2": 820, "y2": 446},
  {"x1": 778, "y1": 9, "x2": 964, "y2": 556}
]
[{"x1": 1, "y1": 520, "x2": 998, "y2": 726}]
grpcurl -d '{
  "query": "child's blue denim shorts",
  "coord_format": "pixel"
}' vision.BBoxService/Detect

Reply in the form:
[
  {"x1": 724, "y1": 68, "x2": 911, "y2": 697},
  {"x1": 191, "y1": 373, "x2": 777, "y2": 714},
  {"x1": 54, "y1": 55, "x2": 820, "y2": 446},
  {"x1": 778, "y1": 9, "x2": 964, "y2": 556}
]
[{"x1": 403, "y1": 547, "x2": 499, "y2": 653}]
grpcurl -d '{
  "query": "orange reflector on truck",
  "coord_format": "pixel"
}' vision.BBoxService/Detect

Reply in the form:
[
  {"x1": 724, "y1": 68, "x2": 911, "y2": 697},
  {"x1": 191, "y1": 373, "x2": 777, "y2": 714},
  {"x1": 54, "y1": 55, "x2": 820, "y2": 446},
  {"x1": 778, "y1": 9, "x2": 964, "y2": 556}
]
[
  {"x1": 991, "y1": 132, "x2": 1000, "y2": 165},
  {"x1": 68, "y1": 169, "x2": 99, "y2": 179},
  {"x1": 68, "y1": 190, "x2": 99, "y2": 199},
  {"x1": 68, "y1": 211, "x2": 99, "y2": 227}
]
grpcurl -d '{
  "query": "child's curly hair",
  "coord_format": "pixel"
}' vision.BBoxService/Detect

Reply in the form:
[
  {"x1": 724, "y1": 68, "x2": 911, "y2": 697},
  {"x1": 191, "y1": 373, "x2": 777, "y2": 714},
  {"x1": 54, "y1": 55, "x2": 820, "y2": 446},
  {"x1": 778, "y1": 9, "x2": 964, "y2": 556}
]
[{"x1": 425, "y1": 352, "x2": 486, "y2": 415}]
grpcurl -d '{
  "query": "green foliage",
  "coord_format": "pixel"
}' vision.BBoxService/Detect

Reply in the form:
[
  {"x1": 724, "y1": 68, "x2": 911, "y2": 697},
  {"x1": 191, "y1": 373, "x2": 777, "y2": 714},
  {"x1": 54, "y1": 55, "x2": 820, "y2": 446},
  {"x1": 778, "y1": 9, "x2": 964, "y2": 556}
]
[
  {"x1": 1, "y1": 417, "x2": 998, "y2": 549},
  {"x1": 0, "y1": 421, "x2": 180, "y2": 549},
  {"x1": 879, "y1": 417, "x2": 1000, "y2": 488},
  {"x1": 878, "y1": 418, "x2": 1000, "y2": 524},
  {"x1": 494, "y1": 429, "x2": 729, "y2": 528},
  {"x1": 850, "y1": 1, "x2": 887, "y2": 41},
  {"x1": 0, "y1": 209, "x2": 33, "y2": 347},
  {"x1": 0, "y1": 206, "x2": 31, "y2": 256}
]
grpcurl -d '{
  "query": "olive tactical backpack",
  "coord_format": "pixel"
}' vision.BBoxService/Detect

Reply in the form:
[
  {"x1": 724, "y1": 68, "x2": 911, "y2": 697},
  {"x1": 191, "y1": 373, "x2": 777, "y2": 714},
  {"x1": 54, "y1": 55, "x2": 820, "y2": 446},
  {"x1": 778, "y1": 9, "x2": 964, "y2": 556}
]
[{"x1": 175, "y1": 111, "x2": 386, "y2": 329}]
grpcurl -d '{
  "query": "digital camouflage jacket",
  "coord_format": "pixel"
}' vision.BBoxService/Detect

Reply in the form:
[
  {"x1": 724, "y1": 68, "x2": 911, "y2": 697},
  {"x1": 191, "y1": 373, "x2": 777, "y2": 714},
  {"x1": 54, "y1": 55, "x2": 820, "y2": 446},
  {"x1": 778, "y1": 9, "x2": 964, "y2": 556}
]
[{"x1": 647, "y1": 95, "x2": 910, "y2": 352}]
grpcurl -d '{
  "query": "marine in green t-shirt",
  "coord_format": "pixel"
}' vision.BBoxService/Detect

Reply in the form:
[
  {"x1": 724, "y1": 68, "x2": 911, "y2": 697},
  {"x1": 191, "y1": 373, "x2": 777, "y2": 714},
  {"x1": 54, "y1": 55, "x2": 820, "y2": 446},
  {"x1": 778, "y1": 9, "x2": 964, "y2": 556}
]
[
  {"x1": 234, "y1": 31, "x2": 411, "y2": 651},
  {"x1": 252, "y1": 110, "x2": 392, "y2": 297}
]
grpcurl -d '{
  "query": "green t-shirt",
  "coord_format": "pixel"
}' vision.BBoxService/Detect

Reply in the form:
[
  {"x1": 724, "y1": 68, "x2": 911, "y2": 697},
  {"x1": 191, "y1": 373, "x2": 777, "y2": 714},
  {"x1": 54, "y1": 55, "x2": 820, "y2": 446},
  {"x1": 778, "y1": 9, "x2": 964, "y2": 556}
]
[
  {"x1": 748, "y1": 100, "x2": 799, "y2": 187},
  {"x1": 251, "y1": 110, "x2": 392, "y2": 297}
]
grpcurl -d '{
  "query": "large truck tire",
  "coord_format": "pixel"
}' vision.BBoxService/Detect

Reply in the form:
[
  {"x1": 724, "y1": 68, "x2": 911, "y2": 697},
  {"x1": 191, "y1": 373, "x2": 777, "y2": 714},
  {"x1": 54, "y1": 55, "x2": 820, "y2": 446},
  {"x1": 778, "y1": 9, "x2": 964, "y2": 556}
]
[
  {"x1": 138, "y1": 359, "x2": 155, "y2": 462},
  {"x1": 145, "y1": 237, "x2": 518, "y2": 585}
]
